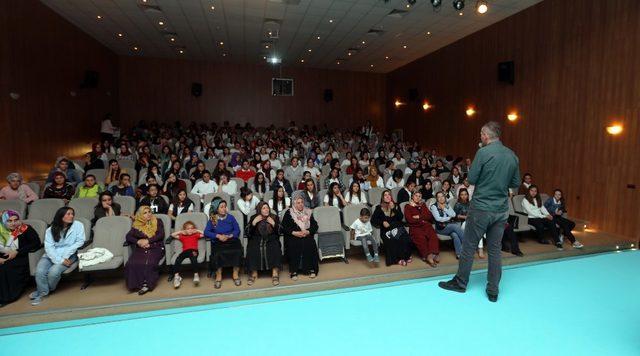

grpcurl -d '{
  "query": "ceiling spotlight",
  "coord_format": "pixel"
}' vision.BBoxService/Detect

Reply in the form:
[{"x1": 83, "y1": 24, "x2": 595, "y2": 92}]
[
  {"x1": 300, "y1": 59, "x2": 305, "y2": 63},
  {"x1": 385, "y1": 56, "x2": 389, "y2": 59},
  {"x1": 158, "y1": 21, "x2": 165, "y2": 26},
  {"x1": 422, "y1": 102, "x2": 431, "y2": 111},
  {"x1": 179, "y1": 49, "x2": 184, "y2": 54},
  {"x1": 348, "y1": 52, "x2": 352, "y2": 56},
  {"x1": 402, "y1": 45, "x2": 407, "y2": 49},
  {"x1": 606, "y1": 123, "x2": 623, "y2": 135},
  {"x1": 308, "y1": 49, "x2": 312, "y2": 52},
  {"x1": 265, "y1": 45, "x2": 270, "y2": 49},
  {"x1": 466, "y1": 107, "x2": 476, "y2": 117},
  {"x1": 219, "y1": 41, "x2": 224, "y2": 46},
  {"x1": 336, "y1": 61, "x2": 341, "y2": 64},
  {"x1": 476, "y1": 0, "x2": 488, "y2": 14},
  {"x1": 170, "y1": 37, "x2": 176, "y2": 42},
  {"x1": 329, "y1": 19, "x2": 334, "y2": 23},
  {"x1": 96, "y1": 15, "x2": 102, "y2": 20},
  {"x1": 117, "y1": 33, "x2": 124, "y2": 38},
  {"x1": 426, "y1": 31, "x2": 431, "y2": 35},
  {"x1": 507, "y1": 112, "x2": 518, "y2": 122},
  {"x1": 133, "y1": 46, "x2": 139, "y2": 51},
  {"x1": 453, "y1": 0, "x2": 465, "y2": 11},
  {"x1": 268, "y1": 56, "x2": 281, "y2": 64},
  {"x1": 431, "y1": 0, "x2": 442, "y2": 10},
  {"x1": 317, "y1": 36, "x2": 321, "y2": 40},
  {"x1": 370, "y1": 64, "x2": 374, "y2": 68},
  {"x1": 211, "y1": 5, "x2": 215, "y2": 10}
]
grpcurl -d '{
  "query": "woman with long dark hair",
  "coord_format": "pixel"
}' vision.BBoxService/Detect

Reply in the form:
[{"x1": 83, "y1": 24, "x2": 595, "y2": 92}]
[
  {"x1": 92, "y1": 191, "x2": 122, "y2": 226},
  {"x1": 269, "y1": 186, "x2": 290, "y2": 217},
  {"x1": 31, "y1": 207, "x2": 85, "y2": 305},
  {"x1": 344, "y1": 181, "x2": 367, "y2": 205},
  {"x1": 371, "y1": 189, "x2": 412, "y2": 266},
  {"x1": 522, "y1": 185, "x2": 562, "y2": 249},
  {"x1": 324, "y1": 182, "x2": 347, "y2": 209}
]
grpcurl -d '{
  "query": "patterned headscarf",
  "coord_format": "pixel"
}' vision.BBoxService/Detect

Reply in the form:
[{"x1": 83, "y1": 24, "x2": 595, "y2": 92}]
[
  {"x1": 0, "y1": 210, "x2": 26, "y2": 247},
  {"x1": 289, "y1": 191, "x2": 312, "y2": 230},
  {"x1": 132, "y1": 206, "x2": 158, "y2": 238}
]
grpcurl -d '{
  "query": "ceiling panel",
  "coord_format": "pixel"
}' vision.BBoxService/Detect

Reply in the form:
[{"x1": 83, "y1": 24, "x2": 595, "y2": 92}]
[{"x1": 40, "y1": 0, "x2": 543, "y2": 72}]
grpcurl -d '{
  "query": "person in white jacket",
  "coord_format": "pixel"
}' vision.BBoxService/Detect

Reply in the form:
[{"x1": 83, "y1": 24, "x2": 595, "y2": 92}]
[
  {"x1": 521, "y1": 185, "x2": 562, "y2": 249},
  {"x1": 190, "y1": 171, "x2": 218, "y2": 200},
  {"x1": 31, "y1": 207, "x2": 85, "y2": 305},
  {"x1": 385, "y1": 169, "x2": 405, "y2": 189}
]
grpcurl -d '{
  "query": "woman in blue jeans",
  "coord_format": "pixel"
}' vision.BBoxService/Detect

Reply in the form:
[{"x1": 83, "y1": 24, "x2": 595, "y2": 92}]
[
  {"x1": 30, "y1": 207, "x2": 85, "y2": 306},
  {"x1": 429, "y1": 191, "x2": 465, "y2": 258}
]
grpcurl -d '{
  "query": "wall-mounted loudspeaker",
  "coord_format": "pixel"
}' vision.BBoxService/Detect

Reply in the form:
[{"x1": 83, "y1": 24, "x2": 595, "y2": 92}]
[
  {"x1": 498, "y1": 61, "x2": 515, "y2": 85},
  {"x1": 80, "y1": 70, "x2": 99, "y2": 88},
  {"x1": 323, "y1": 89, "x2": 333, "y2": 102},
  {"x1": 408, "y1": 88, "x2": 419, "y2": 102},
  {"x1": 191, "y1": 82, "x2": 203, "y2": 97}
]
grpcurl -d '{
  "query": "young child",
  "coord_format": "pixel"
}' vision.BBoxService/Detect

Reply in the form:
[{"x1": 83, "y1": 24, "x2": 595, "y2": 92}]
[
  {"x1": 349, "y1": 208, "x2": 379, "y2": 263},
  {"x1": 169, "y1": 221, "x2": 203, "y2": 288}
]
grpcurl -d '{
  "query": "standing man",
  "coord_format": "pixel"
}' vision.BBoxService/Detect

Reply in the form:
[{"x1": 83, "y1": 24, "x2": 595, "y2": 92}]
[{"x1": 438, "y1": 121, "x2": 520, "y2": 302}]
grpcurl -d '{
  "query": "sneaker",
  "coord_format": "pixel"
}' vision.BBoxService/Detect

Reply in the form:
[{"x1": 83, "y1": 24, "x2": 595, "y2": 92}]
[
  {"x1": 373, "y1": 254, "x2": 380, "y2": 263},
  {"x1": 572, "y1": 241, "x2": 584, "y2": 249},
  {"x1": 173, "y1": 275, "x2": 183, "y2": 289},
  {"x1": 486, "y1": 291, "x2": 498, "y2": 303},
  {"x1": 31, "y1": 296, "x2": 42, "y2": 306},
  {"x1": 193, "y1": 273, "x2": 200, "y2": 286},
  {"x1": 138, "y1": 285, "x2": 150, "y2": 295},
  {"x1": 366, "y1": 254, "x2": 374, "y2": 262},
  {"x1": 29, "y1": 291, "x2": 40, "y2": 300},
  {"x1": 438, "y1": 279, "x2": 466, "y2": 293},
  {"x1": 556, "y1": 243, "x2": 564, "y2": 251}
]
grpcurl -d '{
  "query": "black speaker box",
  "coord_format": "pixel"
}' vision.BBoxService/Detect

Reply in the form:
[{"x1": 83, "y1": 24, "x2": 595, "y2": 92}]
[
  {"x1": 80, "y1": 70, "x2": 99, "y2": 88},
  {"x1": 323, "y1": 89, "x2": 333, "y2": 102},
  {"x1": 408, "y1": 88, "x2": 419, "y2": 102},
  {"x1": 191, "y1": 82, "x2": 203, "y2": 97},
  {"x1": 498, "y1": 61, "x2": 515, "y2": 85}
]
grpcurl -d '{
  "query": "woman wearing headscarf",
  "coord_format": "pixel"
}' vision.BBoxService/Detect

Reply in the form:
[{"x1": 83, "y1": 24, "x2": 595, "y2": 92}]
[
  {"x1": 281, "y1": 191, "x2": 319, "y2": 280},
  {"x1": 204, "y1": 197, "x2": 242, "y2": 289},
  {"x1": 43, "y1": 171, "x2": 75, "y2": 203},
  {"x1": 0, "y1": 173, "x2": 38, "y2": 203},
  {"x1": 0, "y1": 211, "x2": 41, "y2": 306},
  {"x1": 124, "y1": 206, "x2": 166, "y2": 295},
  {"x1": 246, "y1": 201, "x2": 282, "y2": 286}
]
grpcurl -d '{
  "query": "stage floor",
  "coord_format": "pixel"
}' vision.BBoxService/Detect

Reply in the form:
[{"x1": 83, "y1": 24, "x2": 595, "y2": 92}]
[{"x1": 0, "y1": 249, "x2": 638, "y2": 356}]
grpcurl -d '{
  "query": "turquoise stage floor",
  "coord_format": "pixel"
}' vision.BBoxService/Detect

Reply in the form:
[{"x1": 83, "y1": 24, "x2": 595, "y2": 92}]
[{"x1": 2, "y1": 250, "x2": 638, "y2": 356}]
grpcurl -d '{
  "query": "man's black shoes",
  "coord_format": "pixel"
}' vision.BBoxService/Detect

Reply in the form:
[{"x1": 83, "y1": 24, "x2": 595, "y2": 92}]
[{"x1": 438, "y1": 279, "x2": 466, "y2": 293}]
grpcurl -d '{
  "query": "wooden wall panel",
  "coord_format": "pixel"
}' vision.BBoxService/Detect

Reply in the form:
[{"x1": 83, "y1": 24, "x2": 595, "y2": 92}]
[
  {"x1": 118, "y1": 57, "x2": 386, "y2": 131},
  {"x1": 1, "y1": 0, "x2": 118, "y2": 180},
  {"x1": 387, "y1": 0, "x2": 640, "y2": 237}
]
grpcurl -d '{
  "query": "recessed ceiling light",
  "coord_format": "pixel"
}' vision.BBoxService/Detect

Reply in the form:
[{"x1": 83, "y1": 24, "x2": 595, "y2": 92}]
[
  {"x1": 402, "y1": 45, "x2": 407, "y2": 49},
  {"x1": 427, "y1": 31, "x2": 431, "y2": 35},
  {"x1": 219, "y1": 41, "x2": 224, "y2": 46},
  {"x1": 300, "y1": 59, "x2": 305, "y2": 63},
  {"x1": 336, "y1": 61, "x2": 341, "y2": 64},
  {"x1": 406, "y1": 4, "x2": 410, "y2": 8},
  {"x1": 211, "y1": 5, "x2": 215, "y2": 10},
  {"x1": 117, "y1": 33, "x2": 124, "y2": 38},
  {"x1": 179, "y1": 49, "x2": 184, "y2": 54},
  {"x1": 265, "y1": 45, "x2": 269, "y2": 49},
  {"x1": 133, "y1": 46, "x2": 139, "y2": 51},
  {"x1": 170, "y1": 37, "x2": 176, "y2": 42},
  {"x1": 329, "y1": 19, "x2": 334, "y2": 23},
  {"x1": 308, "y1": 49, "x2": 312, "y2": 52},
  {"x1": 385, "y1": 56, "x2": 389, "y2": 59},
  {"x1": 96, "y1": 15, "x2": 103, "y2": 20},
  {"x1": 347, "y1": 52, "x2": 352, "y2": 56},
  {"x1": 459, "y1": 12, "x2": 463, "y2": 16},
  {"x1": 370, "y1": 64, "x2": 374, "y2": 67},
  {"x1": 222, "y1": 53, "x2": 227, "y2": 57},
  {"x1": 158, "y1": 21, "x2": 165, "y2": 26},
  {"x1": 362, "y1": 41, "x2": 366, "y2": 44},
  {"x1": 316, "y1": 36, "x2": 321, "y2": 40}
]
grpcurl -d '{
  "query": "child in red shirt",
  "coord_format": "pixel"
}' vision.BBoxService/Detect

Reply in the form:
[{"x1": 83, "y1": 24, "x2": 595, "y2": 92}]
[{"x1": 170, "y1": 221, "x2": 203, "y2": 288}]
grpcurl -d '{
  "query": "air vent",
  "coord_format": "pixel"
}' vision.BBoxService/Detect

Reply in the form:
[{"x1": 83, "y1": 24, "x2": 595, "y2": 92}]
[
  {"x1": 367, "y1": 29, "x2": 385, "y2": 36},
  {"x1": 387, "y1": 9, "x2": 409, "y2": 18}
]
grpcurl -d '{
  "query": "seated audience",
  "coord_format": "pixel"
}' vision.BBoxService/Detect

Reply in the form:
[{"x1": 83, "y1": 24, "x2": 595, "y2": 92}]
[
  {"x1": 237, "y1": 187, "x2": 261, "y2": 224},
  {"x1": 543, "y1": 189, "x2": 583, "y2": 249},
  {"x1": 105, "y1": 159, "x2": 126, "y2": 185},
  {"x1": 188, "y1": 161, "x2": 206, "y2": 185},
  {"x1": 281, "y1": 191, "x2": 319, "y2": 280},
  {"x1": 168, "y1": 189, "x2": 195, "y2": 221},
  {"x1": 0, "y1": 210, "x2": 40, "y2": 306},
  {"x1": 74, "y1": 174, "x2": 104, "y2": 199},
  {"x1": 385, "y1": 169, "x2": 405, "y2": 189},
  {"x1": 162, "y1": 172, "x2": 187, "y2": 201},
  {"x1": 124, "y1": 206, "x2": 165, "y2": 295},
  {"x1": 455, "y1": 177, "x2": 474, "y2": 199},
  {"x1": 246, "y1": 202, "x2": 282, "y2": 286},
  {"x1": 43, "y1": 172, "x2": 75, "y2": 202},
  {"x1": 236, "y1": 160, "x2": 256, "y2": 183},
  {"x1": 139, "y1": 184, "x2": 169, "y2": 214},
  {"x1": 324, "y1": 168, "x2": 344, "y2": 191},
  {"x1": 46, "y1": 158, "x2": 82, "y2": 185},
  {"x1": 110, "y1": 173, "x2": 135, "y2": 197},
  {"x1": 252, "y1": 172, "x2": 270, "y2": 199},
  {"x1": 217, "y1": 172, "x2": 238, "y2": 195},
  {"x1": 446, "y1": 166, "x2": 463, "y2": 186},
  {"x1": 440, "y1": 180, "x2": 456, "y2": 204},
  {"x1": 302, "y1": 178, "x2": 320, "y2": 209},
  {"x1": 268, "y1": 186, "x2": 291, "y2": 217},
  {"x1": 92, "y1": 191, "x2": 122, "y2": 225},
  {"x1": 521, "y1": 185, "x2": 563, "y2": 249},
  {"x1": 190, "y1": 171, "x2": 218, "y2": 199},
  {"x1": 204, "y1": 198, "x2": 243, "y2": 289},
  {"x1": 0, "y1": 173, "x2": 38, "y2": 203},
  {"x1": 453, "y1": 188, "x2": 483, "y2": 258},
  {"x1": 169, "y1": 221, "x2": 203, "y2": 288},
  {"x1": 324, "y1": 182, "x2": 347, "y2": 208},
  {"x1": 372, "y1": 190, "x2": 412, "y2": 266},
  {"x1": 366, "y1": 165, "x2": 384, "y2": 189},
  {"x1": 31, "y1": 207, "x2": 85, "y2": 305},
  {"x1": 420, "y1": 180, "x2": 434, "y2": 200},
  {"x1": 271, "y1": 169, "x2": 293, "y2": 196},
  {"x1": 349, "y1": 207, "x2": 379, "y2": 263},
  {"x1": 404, "y1": 191, "x2": 440, "y2": 267},
  {"x1": 430, "y1": 192, "x2": 464, "y2": 258},
  {"x1": 397, "y1": 179, "x2": 416, "y2": 204},
  {"x1": 344, "y1": 182, "x2": 367, "y2": 205},
  {"x1": 518, "y1": 173, "x2": 533, "y2": 195}
]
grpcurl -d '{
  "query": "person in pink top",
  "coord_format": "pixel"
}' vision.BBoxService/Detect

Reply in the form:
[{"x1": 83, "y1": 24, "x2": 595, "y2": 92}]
[{"x1": 0, "y1": 173, "x2": 38, "y2": 203}]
